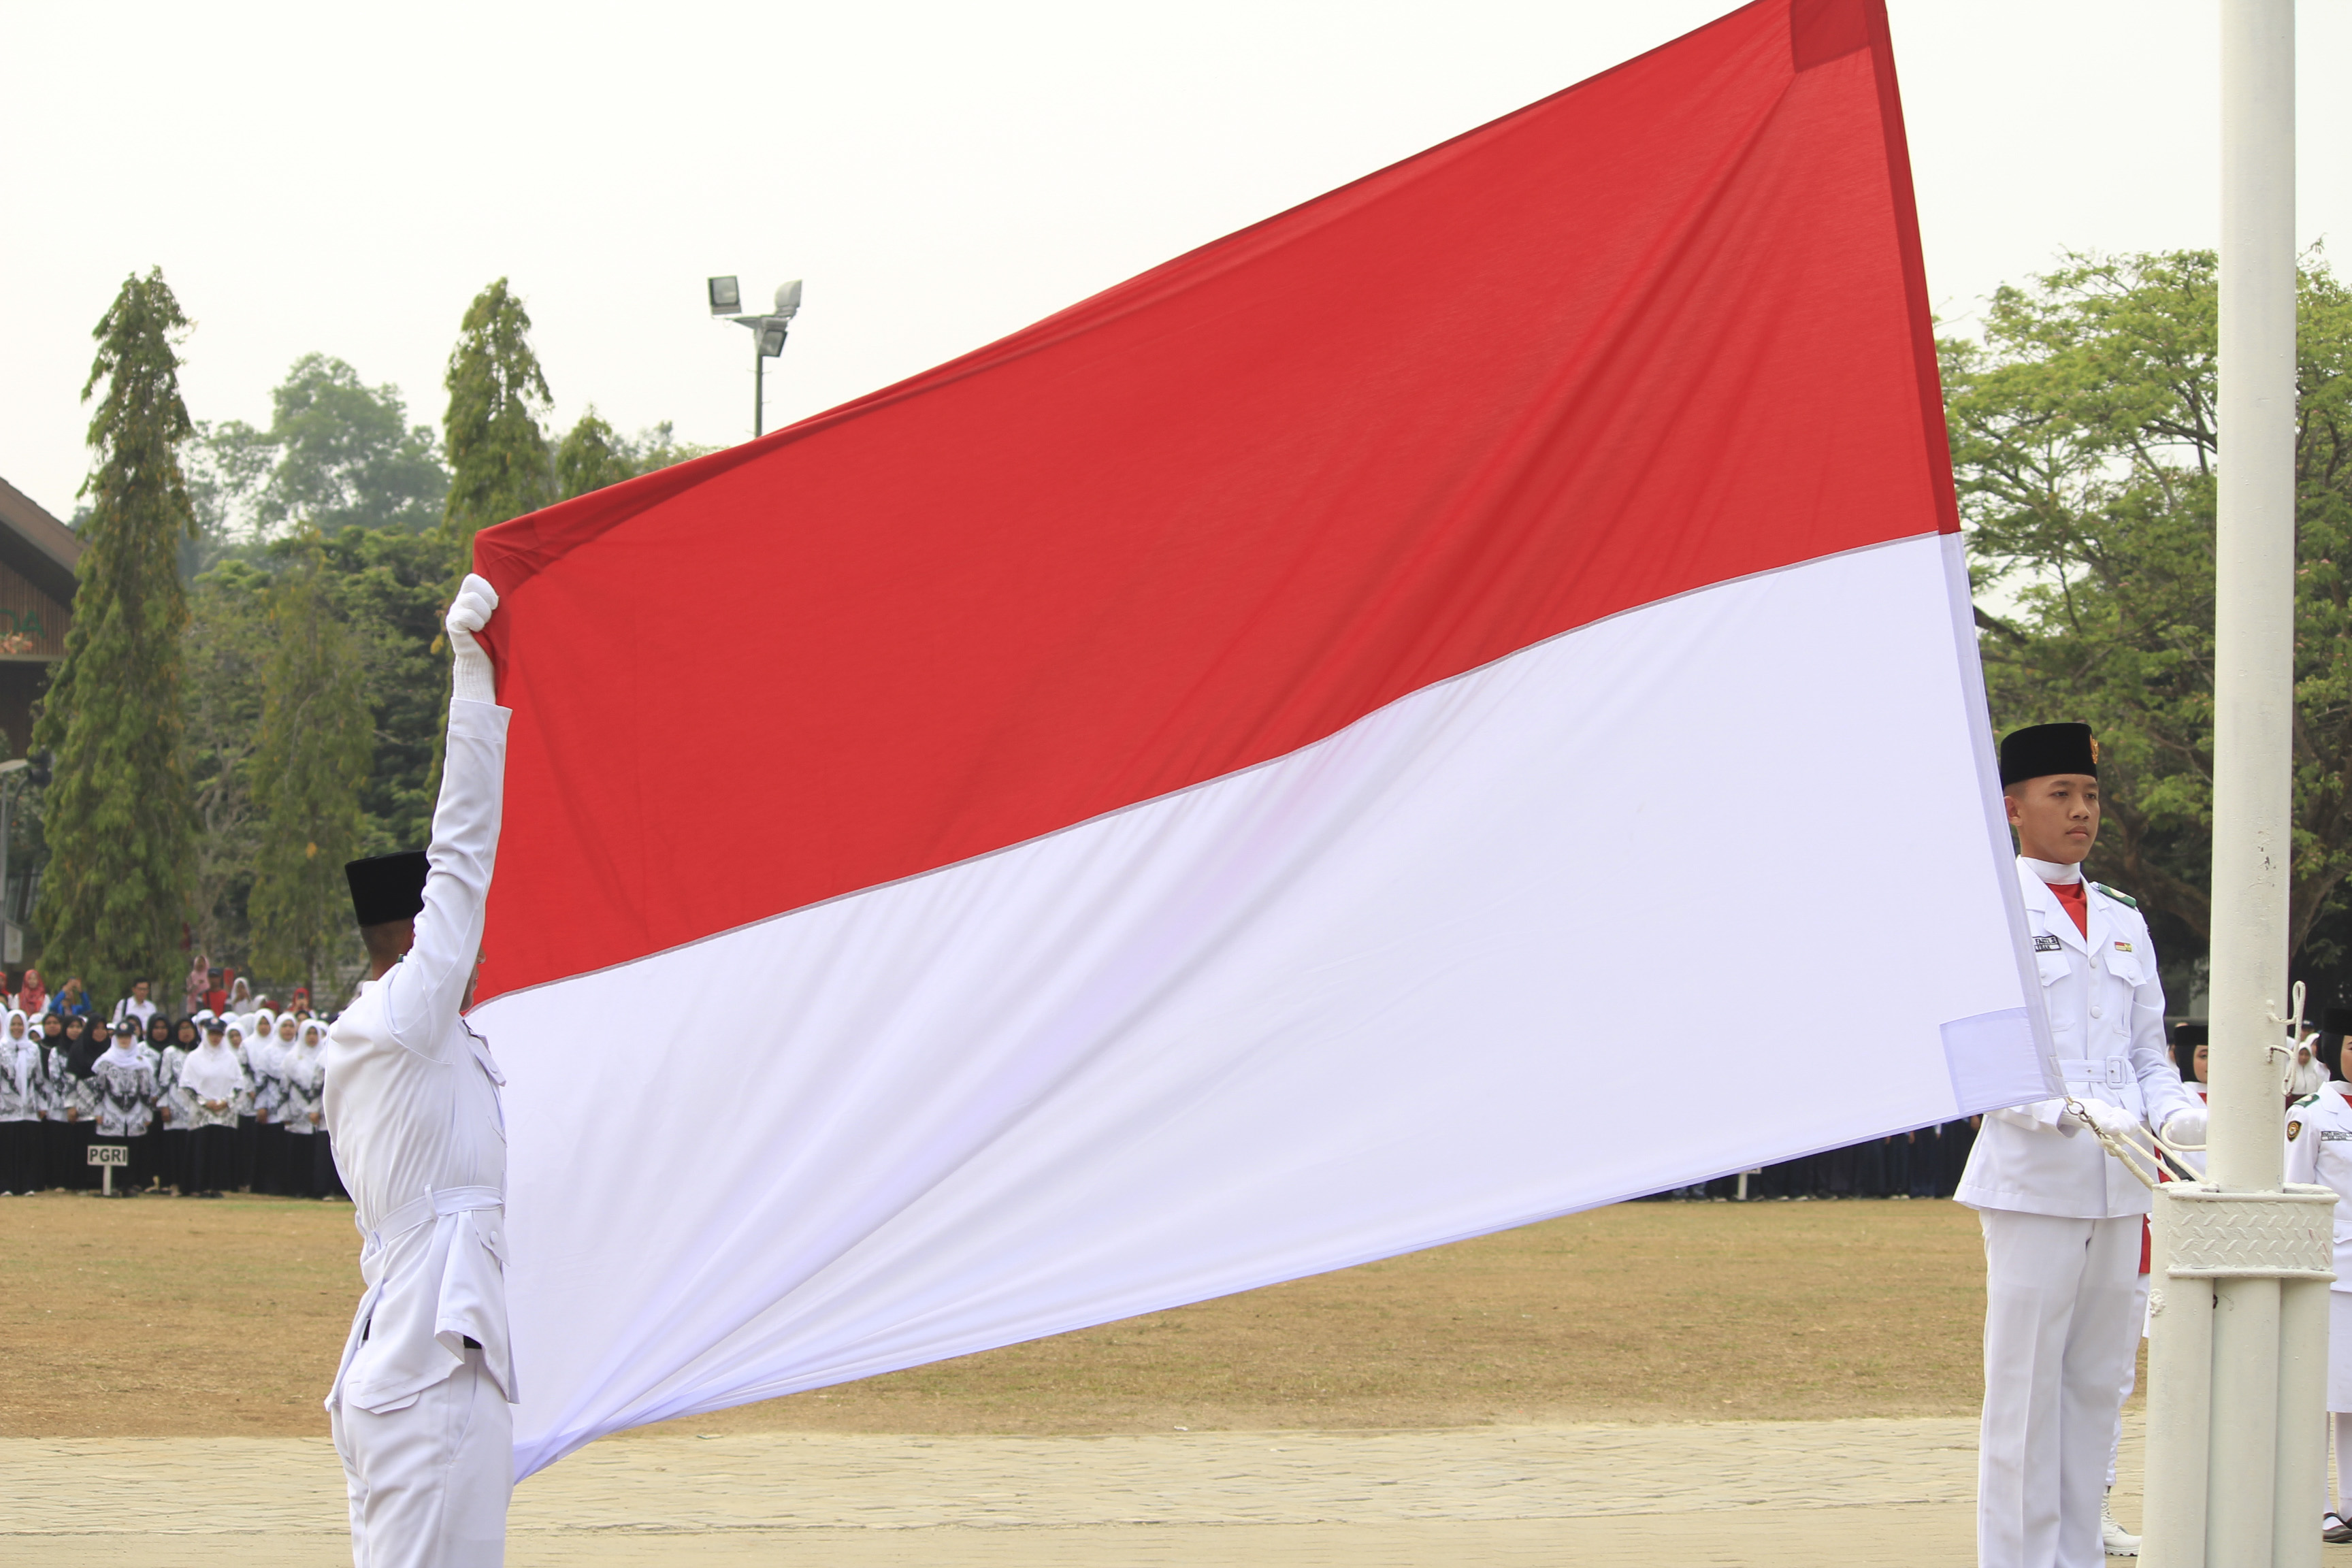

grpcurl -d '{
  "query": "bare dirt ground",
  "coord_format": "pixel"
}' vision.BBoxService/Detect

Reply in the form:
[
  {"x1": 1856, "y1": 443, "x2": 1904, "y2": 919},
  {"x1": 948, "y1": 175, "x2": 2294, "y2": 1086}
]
[{"x1": 1, "y1": 1190, "x2": 1990, "y2": 1438}]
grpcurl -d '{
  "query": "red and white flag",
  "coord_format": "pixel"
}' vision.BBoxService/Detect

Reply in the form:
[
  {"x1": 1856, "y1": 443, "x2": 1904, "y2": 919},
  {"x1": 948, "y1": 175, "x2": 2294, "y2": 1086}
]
[{"x1": 473, "y1": 0, "x2": 2048, "y2": 1475}]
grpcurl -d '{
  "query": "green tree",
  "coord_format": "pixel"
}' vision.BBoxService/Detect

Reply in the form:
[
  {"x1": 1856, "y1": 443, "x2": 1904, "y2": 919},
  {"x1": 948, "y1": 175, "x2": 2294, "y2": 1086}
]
[
  {"x1": 553, "y1": 412, "x2": 719, "y2": 500},
  {"x1": 316, "y1": 525, "x2": 453, "y2": 851},
  {"x1": 183, "y1": 357, "x2": 448, "y2": 557},
  {"x1": 442, "y1": 279, "x2": 552, "y2": 564},
  {"x1": 182, "y1": 559, "x2": 272, "y2": 970},
  {"x1": 35, "y1": 270, "x2": 200, "y2": 1000},
  {"x1": 248, "y1": 529, "x2": 372, "y2": 1000},
  {"x1": 554, "y1": 408, "x2": 638, "y2": 500},
  {"x1": 254, "y1": 355, "x2": 448, "y2": 535},
  {"x1": 1950, "y1": 249, "x2": 2352, "y2": 987}
]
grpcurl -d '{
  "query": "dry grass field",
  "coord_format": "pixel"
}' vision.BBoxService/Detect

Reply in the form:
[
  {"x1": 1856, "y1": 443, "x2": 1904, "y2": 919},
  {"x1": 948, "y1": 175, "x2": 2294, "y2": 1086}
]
[{"x1": 1, "y1": 1190, "x2": 1995, "y2": 1439}]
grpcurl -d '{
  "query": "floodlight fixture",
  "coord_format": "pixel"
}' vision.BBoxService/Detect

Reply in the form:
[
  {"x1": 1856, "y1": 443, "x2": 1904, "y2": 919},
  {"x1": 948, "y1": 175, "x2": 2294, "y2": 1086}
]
[{"x1": 707, "y1": 272, "x2": 806, "y2": 437}]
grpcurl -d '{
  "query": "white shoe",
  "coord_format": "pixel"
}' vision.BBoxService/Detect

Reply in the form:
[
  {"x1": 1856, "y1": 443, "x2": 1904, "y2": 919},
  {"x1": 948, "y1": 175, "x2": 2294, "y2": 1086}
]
[{"x1": 2102, "y1": 1494, "x2": 2140, "y2": 1556}]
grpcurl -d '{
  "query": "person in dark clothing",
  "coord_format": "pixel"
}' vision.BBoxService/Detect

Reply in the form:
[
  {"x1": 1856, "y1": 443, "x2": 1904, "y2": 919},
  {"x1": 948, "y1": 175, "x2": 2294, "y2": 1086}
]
[{"x1": 50, "y1": 1015, "x2": 103, "y2": 1189}]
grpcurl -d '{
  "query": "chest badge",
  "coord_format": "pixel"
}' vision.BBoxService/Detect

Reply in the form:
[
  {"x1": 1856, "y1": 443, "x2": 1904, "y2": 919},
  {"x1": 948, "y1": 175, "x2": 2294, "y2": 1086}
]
[
  {"x1": 2113, "y1": 940, "x2": 2134, "y2": 953},
  {"x1": 2034, "y1": 934, "x2": 2064, "y2": 953}
]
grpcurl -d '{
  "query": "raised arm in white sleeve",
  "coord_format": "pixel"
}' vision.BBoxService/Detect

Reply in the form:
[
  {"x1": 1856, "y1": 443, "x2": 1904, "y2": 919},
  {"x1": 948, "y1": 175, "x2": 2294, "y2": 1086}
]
[{"x1": 382, "y1": 574, "x2": 507, "y2": 1063}]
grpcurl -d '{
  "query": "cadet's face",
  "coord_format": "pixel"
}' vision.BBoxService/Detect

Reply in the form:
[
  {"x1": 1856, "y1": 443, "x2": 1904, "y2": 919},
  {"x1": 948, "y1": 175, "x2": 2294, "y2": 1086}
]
[
  {"x1": 2005, "y1": 774, "x2": 2100, "y2": 864},
  {"x1": 2191, "y1": 1043, "x2": 2208, "y2": 1083}
]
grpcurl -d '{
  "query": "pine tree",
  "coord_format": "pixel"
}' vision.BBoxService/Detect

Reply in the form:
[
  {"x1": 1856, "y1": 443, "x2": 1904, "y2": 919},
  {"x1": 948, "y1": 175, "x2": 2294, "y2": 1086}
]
[
  {"x1": 442, "y1": 278, "x2": 552, "y2": 564},
  {"x1": 248, "y1": 528, "x2": 372, "y2": 1002},
  {"x1": 33, "y1": 270, "x2": 199, "y2": 1001}
]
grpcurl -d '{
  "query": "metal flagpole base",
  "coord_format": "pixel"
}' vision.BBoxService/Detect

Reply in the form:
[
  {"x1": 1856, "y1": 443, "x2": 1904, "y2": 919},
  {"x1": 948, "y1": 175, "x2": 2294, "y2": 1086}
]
[{"x1": 2142, "y1": 1182, "x2": 2335, "y2": 1568}]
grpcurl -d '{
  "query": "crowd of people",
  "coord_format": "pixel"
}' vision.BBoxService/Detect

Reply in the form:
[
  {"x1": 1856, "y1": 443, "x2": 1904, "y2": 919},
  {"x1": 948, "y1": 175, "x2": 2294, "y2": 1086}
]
[{"x1": 0, "y1": 961, "x2": 348, "y2": 1200}]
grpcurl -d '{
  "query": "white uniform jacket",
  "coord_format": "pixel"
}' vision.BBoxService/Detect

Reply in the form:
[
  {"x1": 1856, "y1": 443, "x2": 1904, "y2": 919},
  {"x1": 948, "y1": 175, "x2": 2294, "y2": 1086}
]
[
  {"x1": 2284, "y1": 1085, "x2": 2352, "y2": 1293},
  {"x1": 324, "y1": 698, "x2": 516, "y2": 1416},
  {"x1": 1955, "y1": 859, "x2": 2195, "y2": 1220}
]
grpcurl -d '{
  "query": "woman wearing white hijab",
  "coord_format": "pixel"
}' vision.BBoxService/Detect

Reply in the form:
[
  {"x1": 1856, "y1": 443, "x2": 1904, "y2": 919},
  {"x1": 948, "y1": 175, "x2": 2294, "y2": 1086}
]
[
  {"x1": 157, "y1": 1016, "x2": 199, "y2": 1194},
  {"x1": 0, "y1": 1008, "x2": 41, "y2": 1194},
  {"x1": 280, "y1": 1018, "x2": 328, "y2": 1198},
  {"x1": 88, "y1": 1018, "x2": 161, "y2": 1192},
  {"x1": 178, "y1": 1017, "x2": 248, "y2": 1197},
  {"x1": 252, "y1": 1011, "x2": 299, "y2": 1195},
  {"x1": 224, "y1": 1016, "x2": 261, "y2": 1193}
]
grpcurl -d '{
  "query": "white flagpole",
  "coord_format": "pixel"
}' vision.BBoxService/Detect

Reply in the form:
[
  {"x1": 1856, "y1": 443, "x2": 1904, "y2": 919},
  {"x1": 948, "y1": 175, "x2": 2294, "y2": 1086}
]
[{"x1": 2143, "y1": 3, "x2": 2325, "y2": 1565}]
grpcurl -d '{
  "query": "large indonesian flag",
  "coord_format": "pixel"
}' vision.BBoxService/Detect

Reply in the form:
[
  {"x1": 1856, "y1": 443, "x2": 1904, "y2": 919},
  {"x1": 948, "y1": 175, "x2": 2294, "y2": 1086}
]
[{"x1": 473, "y1": 0, "x2": 2049, "y2": 1475}]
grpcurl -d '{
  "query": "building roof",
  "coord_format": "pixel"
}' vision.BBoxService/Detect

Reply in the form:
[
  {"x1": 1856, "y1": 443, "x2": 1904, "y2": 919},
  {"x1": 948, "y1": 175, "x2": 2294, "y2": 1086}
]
[{"x1": 0, "y1": 477, "x2": 83, "y2": 605}]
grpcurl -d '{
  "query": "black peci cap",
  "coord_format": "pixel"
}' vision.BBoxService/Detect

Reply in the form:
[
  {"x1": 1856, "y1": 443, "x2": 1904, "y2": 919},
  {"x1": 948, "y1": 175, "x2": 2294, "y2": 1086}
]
[
  {"x1": 2173, "y1": 1022, "x2": 2208, "y2": 1047},
  {"x1": 346, "y1": 851, "x2": 429, "y2": 928},
  {"x1": 1998, "y1": 723, "x2": 2099, "y2": 787}
]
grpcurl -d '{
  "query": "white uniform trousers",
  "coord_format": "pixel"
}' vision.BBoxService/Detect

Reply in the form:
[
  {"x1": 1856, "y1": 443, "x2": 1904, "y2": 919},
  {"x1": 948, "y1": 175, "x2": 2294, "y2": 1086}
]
[
  {"x1": 1976, "y1": 1209, "x2": 2142, "y2": 1568},
  {"x1": 331, "y1": 1345, "x2": 512, "y2": 1568}
]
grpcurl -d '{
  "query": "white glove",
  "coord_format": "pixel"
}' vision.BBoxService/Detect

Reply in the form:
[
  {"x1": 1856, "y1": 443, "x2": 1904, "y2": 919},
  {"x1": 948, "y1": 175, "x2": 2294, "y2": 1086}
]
[
  {"x1": 2161, "y1": 1107, "x2": 2209, "y2": 1147},
  {"x1": 446, "y1": 573, "x2": 500, "y2": 705},
  {"x1": 2075, "y1": 1099, "x2": 2145, "y2": 1140}
]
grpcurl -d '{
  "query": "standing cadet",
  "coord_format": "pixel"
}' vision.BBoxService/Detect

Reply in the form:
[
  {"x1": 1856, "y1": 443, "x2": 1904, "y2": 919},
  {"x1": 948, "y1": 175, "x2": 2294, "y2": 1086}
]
[
  {"x1": 1956, "y1": 723, "x2": 2206, "y2": 1568},
  {"x1": 324, "y1": 574, "x2": 516, "y2": 1567}
]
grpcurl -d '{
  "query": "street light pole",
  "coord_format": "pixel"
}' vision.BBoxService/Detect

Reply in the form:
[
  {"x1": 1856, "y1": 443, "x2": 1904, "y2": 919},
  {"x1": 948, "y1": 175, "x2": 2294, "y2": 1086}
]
[
  {"x1": 707, "y1": 277, "x2": 804, "y2": 439},
  {"x1": 2140, "y1": 5, "x2": 2325, "y2": 1565}
]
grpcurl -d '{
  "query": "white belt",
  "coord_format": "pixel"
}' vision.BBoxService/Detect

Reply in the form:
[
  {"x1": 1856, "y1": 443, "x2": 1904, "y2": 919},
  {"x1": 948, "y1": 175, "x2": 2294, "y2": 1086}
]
[
  {"x1": 357, "y1": 1183, "x2": 503, "y2": 1262},
  {"x1": 2055, "y1": 1057, "x2": 2131, "y2": 1090}
]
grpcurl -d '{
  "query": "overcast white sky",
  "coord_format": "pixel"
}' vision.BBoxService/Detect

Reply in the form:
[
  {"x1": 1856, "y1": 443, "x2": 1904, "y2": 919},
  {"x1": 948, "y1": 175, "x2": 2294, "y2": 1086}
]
[{"x1": 3, "y1": 1, "x2": 2345, "y2": 523}]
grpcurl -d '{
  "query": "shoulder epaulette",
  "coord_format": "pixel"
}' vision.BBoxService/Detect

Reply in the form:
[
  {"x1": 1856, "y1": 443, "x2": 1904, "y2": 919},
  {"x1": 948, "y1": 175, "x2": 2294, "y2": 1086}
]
[
  {"x1": 2296, "y1": 1092, "x2": 2321, "y2": 1108},
  {"x1": 2093, "y1": 883, "x2": 2137, "y2": 909}
]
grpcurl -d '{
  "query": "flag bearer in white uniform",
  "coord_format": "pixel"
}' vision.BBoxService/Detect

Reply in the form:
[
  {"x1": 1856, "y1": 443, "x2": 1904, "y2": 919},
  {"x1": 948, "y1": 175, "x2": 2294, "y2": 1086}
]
[
  {"x1": 323, "y1": 574, "x2": 514, "y2": 1568},
  {"x1": 1955, "y1": 723, "x2": 2206, "y2": 1568}
]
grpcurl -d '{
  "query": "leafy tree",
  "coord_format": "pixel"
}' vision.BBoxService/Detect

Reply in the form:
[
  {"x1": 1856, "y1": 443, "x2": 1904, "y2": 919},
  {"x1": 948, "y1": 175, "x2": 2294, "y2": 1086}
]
[
  {"x1": 627, "y1": 421, "x2": 717, "y2": 476},
  {"x1": 555, "y1": 412, "x2": 718, "y2": 500},
  {"x1": 183, "y1": 358, "x2": 448, "y2": 551},
  {"x1": 1951, "y1": 249, "x2": 2352, "y2": 994},
  {"x1": 253, "y1": 355, "x2": 448, "y2": 535},
  {"x1": 182, "y1": 560, "x2": 272, "y2": 970},
  {"x1": 442, "y1": 278, "x2": 552, "y2": 564},
  {"x1": 316, "y1": 526, "x2": 453, "y2": 851},
  {"x1": 555, "y1": 408, "x2": 638, "y2": 500},
  {"x1": 249, "y1": 528, "x2": 372, "y2": 1000},
  {"x1": 35, "y1": 270, "x2": 200, "y2": 999}
]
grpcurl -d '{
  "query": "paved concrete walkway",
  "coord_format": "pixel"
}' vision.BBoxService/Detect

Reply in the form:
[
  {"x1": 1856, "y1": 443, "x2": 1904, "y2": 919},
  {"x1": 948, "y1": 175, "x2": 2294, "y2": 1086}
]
[{"x1": 0, "y1": 1414, "x2": 2161, "y2": 1565}]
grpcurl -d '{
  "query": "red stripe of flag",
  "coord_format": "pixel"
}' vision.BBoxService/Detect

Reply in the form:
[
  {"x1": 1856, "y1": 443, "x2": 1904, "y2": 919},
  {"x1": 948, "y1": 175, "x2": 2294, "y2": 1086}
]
[{"x1": 474, "y1": 0, "x2": 1949, "y2": 1003}]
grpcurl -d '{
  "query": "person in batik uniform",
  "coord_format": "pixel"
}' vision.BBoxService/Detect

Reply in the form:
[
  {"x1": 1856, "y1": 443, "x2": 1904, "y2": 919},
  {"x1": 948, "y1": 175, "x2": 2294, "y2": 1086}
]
[
  {"x1": 86, "y1": 1019, "x2": 160, "y2": 1192},
  {"x1": 156, "y1": 1016, "x2": 198, "y2": 1194},
  {"x1": 0, "y1": 1009, "x2": 41, "y2": 1192},
  {"x1": 177, "y1": 1017, "x2": 248, "y2": 1198},
  {"x1": 280, "y1": 1018, "x2": 328, "y2": 1198}
]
